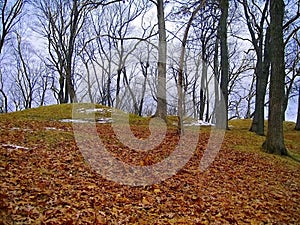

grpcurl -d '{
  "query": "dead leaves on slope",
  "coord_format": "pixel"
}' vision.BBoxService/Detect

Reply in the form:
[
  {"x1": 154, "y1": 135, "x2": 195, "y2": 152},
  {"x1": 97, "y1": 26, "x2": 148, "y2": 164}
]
[{"x1": 0, "y1": 118, "x2": 299, "y2": 224}]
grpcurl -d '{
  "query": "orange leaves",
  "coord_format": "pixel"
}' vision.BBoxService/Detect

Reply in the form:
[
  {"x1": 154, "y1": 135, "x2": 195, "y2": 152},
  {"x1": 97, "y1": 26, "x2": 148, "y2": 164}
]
[{"x1": 0, "y1": 115, "x2": 300, "y2": 224}]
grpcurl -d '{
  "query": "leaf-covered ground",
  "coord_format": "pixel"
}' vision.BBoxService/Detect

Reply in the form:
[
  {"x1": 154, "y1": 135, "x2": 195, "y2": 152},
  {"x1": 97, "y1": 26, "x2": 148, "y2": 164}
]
[{"x1": 0, "y1": 104, "x2": 299, "y2": 224}]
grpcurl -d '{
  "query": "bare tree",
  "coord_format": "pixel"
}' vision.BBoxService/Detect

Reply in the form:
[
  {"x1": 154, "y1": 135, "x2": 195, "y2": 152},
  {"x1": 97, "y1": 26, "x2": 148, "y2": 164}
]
[
  {"x1": 0, "y1": 0, "x2": 24, "y2": 54},
  {"x1": 282, "y1": 2, "x2": 300, "y2": 120},
  {"x1": 237, "y1": 0, "x2": 270, "y2": 135},
  {"x1": 153, "y1": 0, "x2": 167, "y2": 120},
  {"x1": 33, "y1": 0, "x2": 89, "y2": 103},
  {"x1": 218, "y1": 0, "x2": 229, "y2": 129},
  {"x1": 176, "y1": 1, "x2": 207, "y2": 133},
  {"x1": 296, "y1": 81, "x2": 300, "y2": 130},
  {"x1": 262, "y1": 0, "x2": 287, "y2": 155},
  {"x1": 11, "y1": 31, "x2": 49, "y2": 109},
  {"x1": 0, "y1": 68, "x2": 7, "y2": 112}
]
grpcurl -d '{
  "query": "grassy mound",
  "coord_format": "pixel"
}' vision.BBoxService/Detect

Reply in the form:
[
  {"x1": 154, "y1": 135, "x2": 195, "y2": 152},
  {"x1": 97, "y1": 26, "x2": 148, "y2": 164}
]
[{"x1": 0, "y1": 104, "x2": 299, "y2": 224}]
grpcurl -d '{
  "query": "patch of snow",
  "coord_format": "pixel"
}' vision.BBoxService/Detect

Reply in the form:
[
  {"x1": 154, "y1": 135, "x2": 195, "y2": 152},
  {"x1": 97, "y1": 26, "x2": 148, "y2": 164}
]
[
  {"x1": 10, "y1": 127, "x2": 32, "y2": 131},
  {"x1": 184, "y1": 120, "x2": 214, "y2": 127},
  {"x1": 45, "y1": 127, "x2": 65, "y2": 131},
  {"x1": 96, "y1": 118, "x2": 113, "y2": 123},
  {"x1": 60, "y1": 118, "x2": 113, "y2": 124},
  {"x1": 77, "y1": 108, "x2": 112, "y2": 114},
  {"x1": 60, "y1": 119, "x2": 90, "y2": 123},
  {"x1": 1, "y1": 144, "x2": 29, "y2": 151}
]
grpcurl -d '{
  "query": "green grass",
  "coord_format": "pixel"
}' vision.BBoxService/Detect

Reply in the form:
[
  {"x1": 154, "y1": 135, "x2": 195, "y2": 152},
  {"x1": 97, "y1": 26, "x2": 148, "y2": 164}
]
[
  {"x1": 0, "y1": 104, "x2": 74, "y2": 121},
  {"x1": 1, "y1": 104, "x2": 299, "y2": 162},
  {"x1": 228, "y1": 119, "x2": 300, "y2": 164}
]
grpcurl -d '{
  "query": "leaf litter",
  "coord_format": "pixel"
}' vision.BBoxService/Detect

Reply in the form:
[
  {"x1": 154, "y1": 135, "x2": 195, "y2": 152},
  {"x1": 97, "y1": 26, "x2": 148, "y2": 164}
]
[{"x1": 0, "y1": 107, "x2": 299, "y2": 224}]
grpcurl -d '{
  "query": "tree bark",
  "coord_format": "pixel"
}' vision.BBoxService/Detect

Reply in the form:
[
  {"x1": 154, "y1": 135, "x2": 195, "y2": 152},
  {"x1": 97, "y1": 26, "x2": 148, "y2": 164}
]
[
  {"x1": 177, "y1": 1, "x2": 206, "y2": 133},
  {"x1": 262, "y1": 0, "x2": 287, "y2": 155},
  {"x1": 199, "y1": 56, "x2": 207, "y2": 121},
  {"x1": 0, "y1": 0, "x2": 23, "y2": 54},
  {"x1": 139, "y1": 61, "x2": 149, "y2": 116},
  {"x1": 0, "y1": 89, "x2": 8, "y2": 113},
  {"x1": 219, "y1": 0, "x2": 229, "y2": 129},
  {"x1": 155, "y1": 0, "x2": 167, "y2": 120},
  {"x1": 295, "y1": 86, "x2": 300, "y2": 130},
  {"x1": 241, "y1": 0, "x2": 270, "y2": 135},
  {"x1": 250, "y1": 27, "x2": 271, "y2": 135},
  {"x1": 213, "y1": 36, "x2": 220, "y2": 125}
]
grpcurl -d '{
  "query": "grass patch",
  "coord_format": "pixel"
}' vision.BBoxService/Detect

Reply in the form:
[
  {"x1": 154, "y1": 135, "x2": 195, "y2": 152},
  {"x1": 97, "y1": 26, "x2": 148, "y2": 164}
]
[
  {"x1": 0, "y1": 104, "x2": 73, "y2": 121},
  {"x1": 227, "y1": 119, "x2": 300, "y2": 166}
]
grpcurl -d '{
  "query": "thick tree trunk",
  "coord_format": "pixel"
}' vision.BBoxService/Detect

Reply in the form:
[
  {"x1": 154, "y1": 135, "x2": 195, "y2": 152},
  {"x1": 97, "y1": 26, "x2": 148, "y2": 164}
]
[
  {"x1": 58, "y1": 76, "x2": 66, "y2": 104},
  {"x1": 262, "y1": 0, "x2": 287, "y2": 155},
  {"x1": 66, "y1": 70, "x2": 77, "y2": 103},
  {"x1": 241, "y1": 0, "x2": 270, "y2": 135},
  {"x1": 155, "y1": 0, "x2": 167, "y2": 120},
  {"x1": 219, "y1": 0, "x2": 229, "y2": 129},
  {"x1": 213, "y1": 37, "x2": 220, "y2": 125},
  {"x1": 295, "y1": 87, "x2": 300, "y2": 130}
]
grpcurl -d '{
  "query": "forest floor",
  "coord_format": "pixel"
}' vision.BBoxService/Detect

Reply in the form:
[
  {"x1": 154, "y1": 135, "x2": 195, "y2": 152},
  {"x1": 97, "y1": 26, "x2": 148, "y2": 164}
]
[{"x1": 0, "y1": 104, "x2": 300, "y2": 224}]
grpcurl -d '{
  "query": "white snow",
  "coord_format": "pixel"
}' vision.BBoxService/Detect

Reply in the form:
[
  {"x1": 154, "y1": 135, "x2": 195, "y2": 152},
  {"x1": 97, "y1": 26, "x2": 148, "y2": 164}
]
[
  {"x1": 10, "y1": 127, "x2": 32, "y2": 131},
  {"x1": 184, "y1": 120, "x2": 214, "y2": 127},
  {"x1": 96, "y1": 118, "x2": 113, "y2": 123},
  {"x1": 1, "y1": 144, "x2": 29, "y2": 150},
  {"x1": 60, "y1": 118, "x2": 113, "y2": 124},
  {"x1": 77, "y1": 108, "x2": 112, "y2": 114},
  {"x1": 45, "y1": 127, "x2": 65, "y2": 131},
  {"x1": 60, "y1": 119, "x2": 90, "y2": 123}
]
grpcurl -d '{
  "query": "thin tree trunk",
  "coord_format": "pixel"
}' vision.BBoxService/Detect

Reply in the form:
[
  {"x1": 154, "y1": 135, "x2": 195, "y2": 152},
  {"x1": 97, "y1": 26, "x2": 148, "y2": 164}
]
[
  {"x1": 122, "y1": 68, "x2": 139, "y2": 114},
  {"x1": 0, "y1": 89, "x2": 8, "y2": 113},
  {"x1": 139, "y1": 61, "x2": 149, "y2": 116},
  {"x1": 295, "y1": 86, "x2": 300, "y2": 130},
  {"x1": 116, "y1": 68, "x2": 122, "y2": 108},
  {"x1": 250, "y1": 27, "x2": 270, "y2": 135},
  {"x1": 199, "y1": 57, "x2": 207, "y2": 120},
  {"x1": 177, "y1": 1, "x2": 206, "y2": 134},
  {"x1": 245, "y1": 76, "x2": 255, "y2": 119}
]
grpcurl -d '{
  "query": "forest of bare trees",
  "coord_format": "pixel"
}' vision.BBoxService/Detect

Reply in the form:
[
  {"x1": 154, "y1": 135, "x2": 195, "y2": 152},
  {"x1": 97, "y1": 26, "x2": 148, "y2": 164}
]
[{"x1": 0, "y1": 0, "x2": 299, "y2": 153}]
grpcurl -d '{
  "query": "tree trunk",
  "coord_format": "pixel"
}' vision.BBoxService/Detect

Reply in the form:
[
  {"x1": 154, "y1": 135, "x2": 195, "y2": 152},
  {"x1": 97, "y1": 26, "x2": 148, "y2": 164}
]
[
  {"x1": 240, "y1": 0, "x2": 270, "y2": 135},
  {"x1": 213, "y1": 37, "x2": 220, "y2": 125},
  {"x1": 116, "y1": 68, "x2": 122, "y2": 109},
  {"x1": 262, "y1": 0, "x2": 287, "y2": 155},
  {"x1": 155, "y1": 0, "x2": 167, "y2": 120},
  {"x1": 245, "y1": 76, "x2": 255, "y2": 119},
  {"x1": 219, "y1": 0, "x2": 229, "y2": 129},
  {"x1": 199, "y1": 57, "x2": 207, "y2": 121},
  {"x1": 122, "y1": 68, "x2": 139, "y2": 114},
  {"x1": 177, "y1": 1, "x2": 205, "y2": 133},
  {"x1": 295, "y1": 86, "x2": 300, "y2": 130},
  {"x1": 139, "y1": 61, "x2": 149, "y2": 116},
  {"x1": 66, "y1": 69, "x2": 77, "y2": 103},
  {"x1": 0, "y1": 89, "x2": 8, "y2": 113},
  {"x1": 250, "y1": 27, "x2": 270, "y2": 135}
]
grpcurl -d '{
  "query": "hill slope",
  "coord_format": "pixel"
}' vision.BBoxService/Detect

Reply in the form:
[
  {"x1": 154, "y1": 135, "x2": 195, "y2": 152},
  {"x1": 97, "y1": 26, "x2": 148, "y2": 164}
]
[{"x1": 0, "y1": 104, "x2": 299, "y2": 224}]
